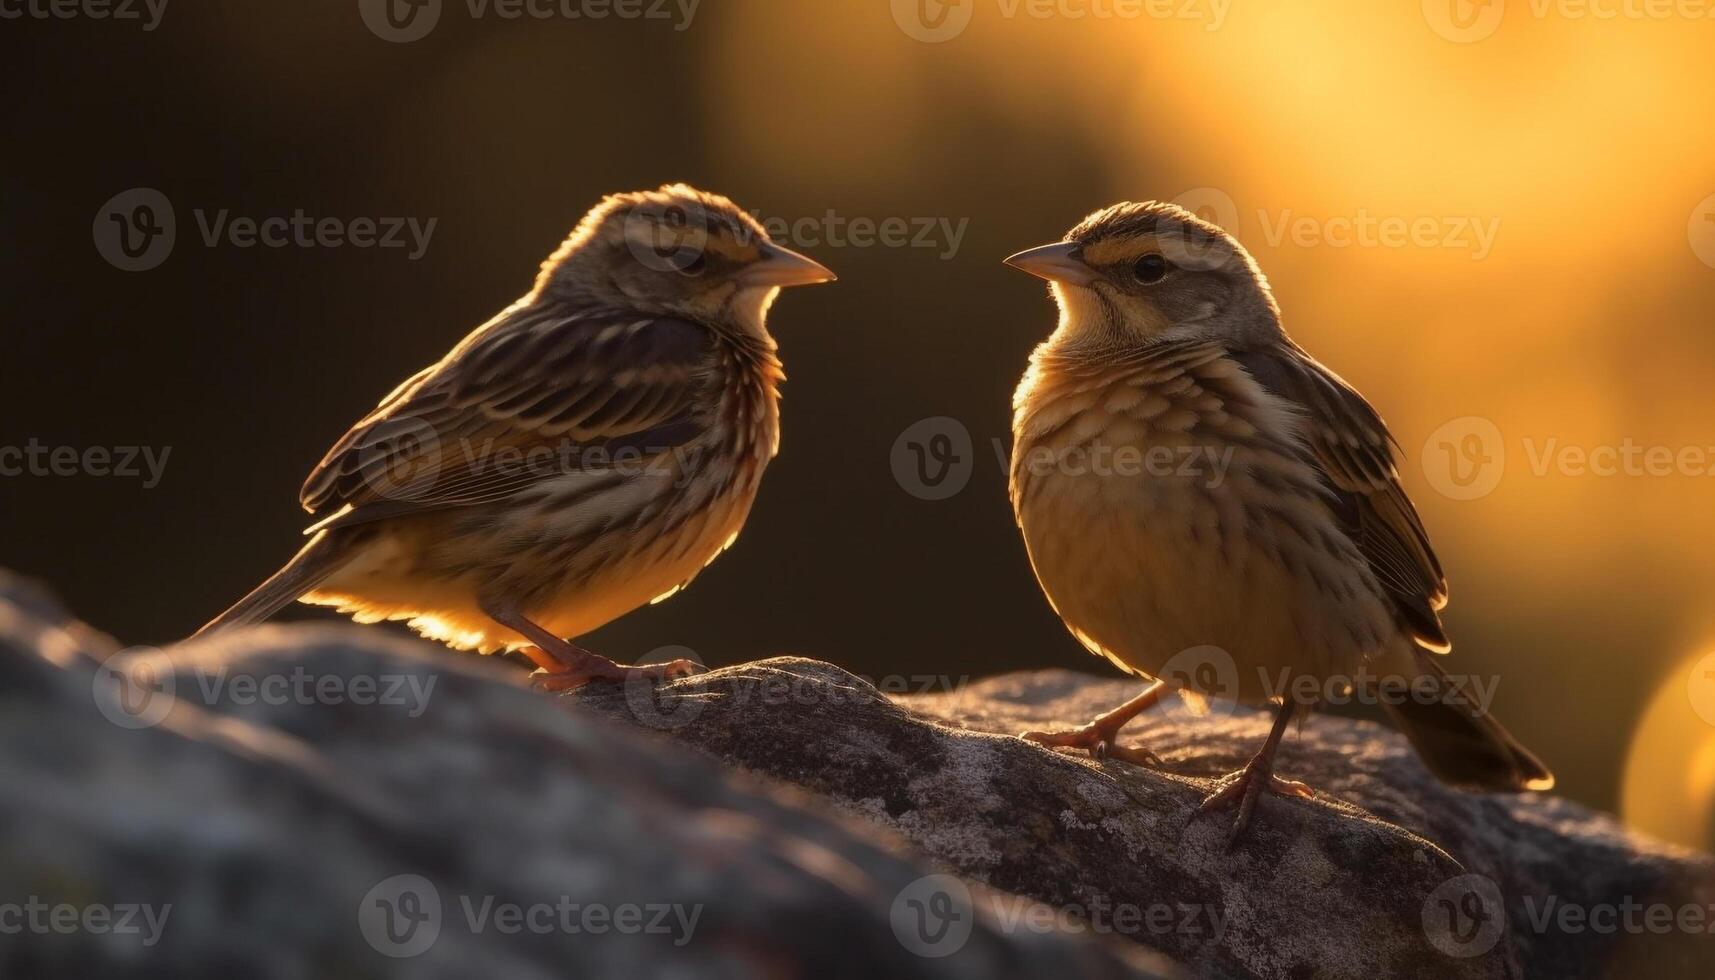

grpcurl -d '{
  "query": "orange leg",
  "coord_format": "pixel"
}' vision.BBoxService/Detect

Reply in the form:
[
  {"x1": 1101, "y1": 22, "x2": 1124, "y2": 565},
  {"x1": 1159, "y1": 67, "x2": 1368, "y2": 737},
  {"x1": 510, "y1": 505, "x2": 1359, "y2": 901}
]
[
  {"x1": 1197, "y1": 700, "x2": 1315, "y2": 849},
  {"x1": 482, "y1": 601, "x2": 699, "y2": 693},
  {"x1": 1021, "y1": 680, "x2": 1167, "y2": 766}
]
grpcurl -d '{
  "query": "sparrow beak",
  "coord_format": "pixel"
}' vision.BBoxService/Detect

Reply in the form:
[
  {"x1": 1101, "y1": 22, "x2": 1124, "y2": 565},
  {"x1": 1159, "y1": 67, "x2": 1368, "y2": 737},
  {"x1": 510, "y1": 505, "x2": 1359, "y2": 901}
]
[
  {"x1": 742, "y1": 242, "x2": 837, "y2": 288},
  {"x1": 1004, "y1": 241, "x2": 1094, "y2": 286}
]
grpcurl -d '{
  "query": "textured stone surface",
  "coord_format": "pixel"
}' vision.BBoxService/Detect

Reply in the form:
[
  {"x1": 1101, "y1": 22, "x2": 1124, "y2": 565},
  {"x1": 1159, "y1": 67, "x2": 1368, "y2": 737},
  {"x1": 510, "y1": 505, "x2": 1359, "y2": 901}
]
[
  {"x1": 572, "y1": 657, "x2": 1715, "y2": 980},
  {"x1": 4, "y1": 564, "x2": 1711, "y2": 980},
  {"x1": 0, "y1": 570, "x2": 1169, "y2": 980}
]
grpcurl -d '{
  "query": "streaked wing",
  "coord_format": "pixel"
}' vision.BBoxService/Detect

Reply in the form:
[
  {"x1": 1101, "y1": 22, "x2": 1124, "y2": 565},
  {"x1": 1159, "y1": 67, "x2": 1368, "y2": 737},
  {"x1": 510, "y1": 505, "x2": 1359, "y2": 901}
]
[
  {"x1": 299, "y1": 308, "x2": 713, "y2": 529},
  {"x1": 1230, "y1": 343, "x2": 1450, "y2": 651}
]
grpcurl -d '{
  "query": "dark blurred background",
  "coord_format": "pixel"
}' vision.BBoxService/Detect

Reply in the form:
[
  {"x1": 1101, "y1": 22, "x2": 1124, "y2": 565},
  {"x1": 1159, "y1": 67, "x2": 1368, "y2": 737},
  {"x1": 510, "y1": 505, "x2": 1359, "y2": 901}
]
[{"x1": 4, "y1": 1, "x2": 1713, "y2": 851}]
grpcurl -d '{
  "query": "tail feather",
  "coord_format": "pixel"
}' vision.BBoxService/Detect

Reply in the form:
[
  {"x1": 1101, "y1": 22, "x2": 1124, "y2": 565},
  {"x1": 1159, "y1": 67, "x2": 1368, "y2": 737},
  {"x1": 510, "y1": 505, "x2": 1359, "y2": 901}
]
[
  {"x1": 194, "y1": 531, "x2": 345, "y2": 636},
  {"x1": 1374, "y1": 649, "x2": 1554, "y2": 792}
]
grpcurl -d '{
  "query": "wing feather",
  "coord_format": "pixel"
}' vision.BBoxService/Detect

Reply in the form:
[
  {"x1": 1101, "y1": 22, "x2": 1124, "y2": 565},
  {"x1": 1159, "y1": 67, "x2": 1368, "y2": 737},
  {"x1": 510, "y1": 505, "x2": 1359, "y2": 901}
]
[
  {"x1": 298, "y1": 308, "x2": 713, "y2": 530},
  {"x1": 1231, "y1": 343, "x2": 1451, "y2": 651}
]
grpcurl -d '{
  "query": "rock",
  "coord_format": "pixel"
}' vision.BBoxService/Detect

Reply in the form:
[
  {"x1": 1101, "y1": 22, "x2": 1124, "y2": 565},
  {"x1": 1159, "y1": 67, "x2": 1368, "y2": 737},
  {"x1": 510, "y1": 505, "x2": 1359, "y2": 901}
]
[
  {"x1": 3, "y1": 565, "x2": 1710, "y2": 979},
  {"x1": 0, "y1": 570, "x2": 1171, "y2": 980},
  {"x1": 570, "y1": 657, "x2": 1715, "y2": 980}
]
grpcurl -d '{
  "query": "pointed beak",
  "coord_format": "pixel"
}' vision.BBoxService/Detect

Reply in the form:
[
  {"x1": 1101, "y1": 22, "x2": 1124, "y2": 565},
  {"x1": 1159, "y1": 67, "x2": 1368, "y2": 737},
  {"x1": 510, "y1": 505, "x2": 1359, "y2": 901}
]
[
  {"x1": 741, "y1": 242, "x2": 837, "y2": 288},
  {"x1": 1004, "y1": 241, "x2": 1093, "y2": 285}
]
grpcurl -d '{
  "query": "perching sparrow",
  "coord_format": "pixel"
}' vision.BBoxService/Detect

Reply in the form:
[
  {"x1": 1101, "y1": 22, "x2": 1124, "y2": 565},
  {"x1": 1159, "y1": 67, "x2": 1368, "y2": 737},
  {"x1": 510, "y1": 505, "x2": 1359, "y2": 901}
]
[
  {"x1": 1004, "y1": 201, "x2": 1550, "y2": 845},
  {"x1": 197, "y1": 184, "x2": 833, "y2": 689}
]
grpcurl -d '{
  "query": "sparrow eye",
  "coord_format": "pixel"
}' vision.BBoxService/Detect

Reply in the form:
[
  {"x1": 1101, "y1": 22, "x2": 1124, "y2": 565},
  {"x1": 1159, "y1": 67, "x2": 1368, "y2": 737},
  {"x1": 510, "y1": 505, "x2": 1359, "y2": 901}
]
[
  {"x1": 1132, "y1": 253, "x2": 1170, "y2": 284},
  {"x1": 679, "y1": 253, "x2": 708, "y2": 277}
]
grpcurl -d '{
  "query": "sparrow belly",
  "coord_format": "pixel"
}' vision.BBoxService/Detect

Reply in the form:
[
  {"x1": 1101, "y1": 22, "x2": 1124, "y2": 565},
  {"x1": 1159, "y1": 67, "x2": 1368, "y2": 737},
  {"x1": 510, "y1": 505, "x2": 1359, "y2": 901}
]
[
  {"x1": 1012, "y1": 362, "x2": 1395, "y2": 704},
  {"x1": 525, "y1": 471, "x2": 761, "y2": 643},
  {"x1": 304, "y1": 431, "x2": 770, "y2": 653}
]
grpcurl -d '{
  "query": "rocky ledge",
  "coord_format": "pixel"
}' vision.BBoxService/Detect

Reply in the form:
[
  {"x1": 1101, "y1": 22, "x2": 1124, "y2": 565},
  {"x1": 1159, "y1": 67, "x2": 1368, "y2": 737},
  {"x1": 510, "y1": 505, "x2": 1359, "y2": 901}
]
[
  {"x1": 1, "y1": 568, "x2": 1710, "y2": 979},
  {"x1": 572, "y1": 658, "x2": 1715, "y2": 979}
]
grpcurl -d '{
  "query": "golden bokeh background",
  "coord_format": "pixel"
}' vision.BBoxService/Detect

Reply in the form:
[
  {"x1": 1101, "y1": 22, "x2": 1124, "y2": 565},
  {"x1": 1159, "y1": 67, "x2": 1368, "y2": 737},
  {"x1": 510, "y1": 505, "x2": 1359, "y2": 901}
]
[
  {"x1": 696, "y1": 0, "x2": 1715, "y2": 852},
  {"x1": 4, "y1": 0, "x2": 1712, "y2": 852}
]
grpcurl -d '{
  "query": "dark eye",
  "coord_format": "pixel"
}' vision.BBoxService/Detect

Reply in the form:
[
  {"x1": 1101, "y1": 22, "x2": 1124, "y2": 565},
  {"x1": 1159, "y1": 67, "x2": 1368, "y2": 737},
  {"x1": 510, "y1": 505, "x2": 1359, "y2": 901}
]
[
  {"x1": 679, "y1": 252, "x2": 708, "y2": 276},
  {"x1": 1132, "y1": 253, "x2": 1170, "y2": 284}
]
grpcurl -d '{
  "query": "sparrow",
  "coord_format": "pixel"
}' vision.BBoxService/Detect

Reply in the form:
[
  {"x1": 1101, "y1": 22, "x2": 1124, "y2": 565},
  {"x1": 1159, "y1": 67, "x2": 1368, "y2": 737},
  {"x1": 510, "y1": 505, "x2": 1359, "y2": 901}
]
[
  {"x1": 196, "y1": 184, "x2": 834, "y2": 689},
  {"x1": 1003, "y1": 201, "x2": 1551, "y2": 845}
]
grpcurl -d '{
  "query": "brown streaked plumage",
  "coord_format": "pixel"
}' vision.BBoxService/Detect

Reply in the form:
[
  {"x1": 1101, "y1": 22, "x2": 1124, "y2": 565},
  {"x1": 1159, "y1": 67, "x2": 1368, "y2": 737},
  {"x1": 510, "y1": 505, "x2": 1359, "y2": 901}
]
[
  {"x1": 197, "y1": 184, "x2": 833, "y2": 688},
  {"x1": 1004, "y1": 201, "x2": 1550, "y2": 846}
]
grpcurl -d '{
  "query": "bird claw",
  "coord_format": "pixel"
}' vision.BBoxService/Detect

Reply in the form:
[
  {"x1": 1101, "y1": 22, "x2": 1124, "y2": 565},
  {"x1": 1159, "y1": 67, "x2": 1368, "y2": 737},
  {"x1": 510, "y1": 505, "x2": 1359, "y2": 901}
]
[
  {"x1": 529, "y1": 657, "x2": 702, "y2": 693},
  {"x1": 1021, "y1": 724, "x2": 1161, "y2": 768},
  {"x1": 1196, "y1": 762, "x2": 1316, "y2": 849}
]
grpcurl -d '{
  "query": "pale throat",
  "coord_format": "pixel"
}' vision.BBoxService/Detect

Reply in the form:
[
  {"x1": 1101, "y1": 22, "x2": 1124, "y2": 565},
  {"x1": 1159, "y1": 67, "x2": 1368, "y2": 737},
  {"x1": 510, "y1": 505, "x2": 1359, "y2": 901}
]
[
  {"x1": 1048, "y1": 282, "x2": 1160, "y2": 347},
  {"x1": 729, "y1": 285, "x2": 780, "y2": 335}
]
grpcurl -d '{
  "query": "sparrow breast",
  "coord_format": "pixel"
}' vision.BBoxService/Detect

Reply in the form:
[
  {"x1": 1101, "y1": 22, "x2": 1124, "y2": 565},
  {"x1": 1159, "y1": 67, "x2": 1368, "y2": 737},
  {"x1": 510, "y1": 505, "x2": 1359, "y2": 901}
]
[{"x1": 1010, "y1": 339, "x2": 1397, "y2": 700}]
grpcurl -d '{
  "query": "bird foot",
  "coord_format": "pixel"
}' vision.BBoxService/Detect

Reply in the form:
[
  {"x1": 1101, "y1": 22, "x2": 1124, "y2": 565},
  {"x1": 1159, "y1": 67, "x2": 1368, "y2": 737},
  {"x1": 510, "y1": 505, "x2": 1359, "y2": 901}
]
[
  {"x1": 1196, "y1": 759, "x2": 1315, "y2": 849},
  {"x1": 525, "y1": 650, "x2": 702, "y2": 693},
  {"x1": 1021, "y1": 722, "x2": 1162, "y2": 767}
]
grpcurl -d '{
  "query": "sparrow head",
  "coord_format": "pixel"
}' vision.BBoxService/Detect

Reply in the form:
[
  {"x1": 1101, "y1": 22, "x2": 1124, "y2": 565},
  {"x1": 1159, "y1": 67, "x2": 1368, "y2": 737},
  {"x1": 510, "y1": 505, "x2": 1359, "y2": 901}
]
[
  {"x1": 537, "y1": 183, "x2": 835, "y2": 332},
  {"x1": 1005, "y1": 201, "x2": 1281, "y2": 347}
]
